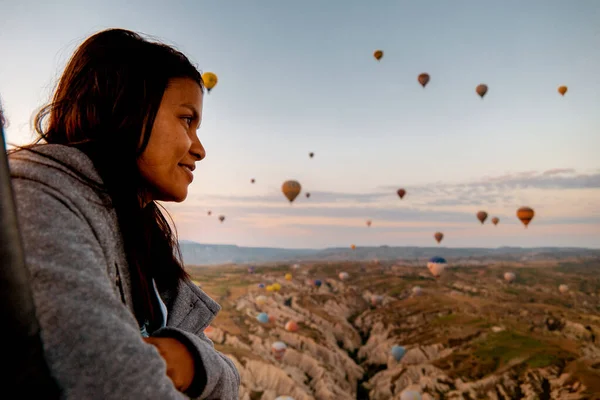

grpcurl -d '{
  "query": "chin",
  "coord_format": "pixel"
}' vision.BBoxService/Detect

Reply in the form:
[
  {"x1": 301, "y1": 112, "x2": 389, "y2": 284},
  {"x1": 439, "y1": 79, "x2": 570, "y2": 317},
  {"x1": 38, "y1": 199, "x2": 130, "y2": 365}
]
[{"x1": 155, "y1": 189, "x2": 188, "y2": 203}]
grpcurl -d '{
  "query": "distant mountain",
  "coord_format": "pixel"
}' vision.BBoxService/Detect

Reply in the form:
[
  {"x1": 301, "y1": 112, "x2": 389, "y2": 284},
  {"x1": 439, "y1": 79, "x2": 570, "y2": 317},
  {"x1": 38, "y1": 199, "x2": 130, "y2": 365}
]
[{"x1": 179, "y1": 240, "x2": 600, "y2": 266}]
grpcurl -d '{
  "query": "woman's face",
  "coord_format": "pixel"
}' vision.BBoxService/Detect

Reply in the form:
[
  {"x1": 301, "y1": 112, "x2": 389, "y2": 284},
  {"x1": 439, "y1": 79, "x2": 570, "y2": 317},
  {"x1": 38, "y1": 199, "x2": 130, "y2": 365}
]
[{"x1": 137, "y1": 78, "x2": 205, "y2": 203}]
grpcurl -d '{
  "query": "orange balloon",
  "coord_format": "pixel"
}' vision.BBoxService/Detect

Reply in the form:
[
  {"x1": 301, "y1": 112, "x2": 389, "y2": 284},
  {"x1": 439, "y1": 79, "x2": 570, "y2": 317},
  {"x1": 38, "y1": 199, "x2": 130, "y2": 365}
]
[
  {"x1": 558, "y1": 86, "x2": 568, "y2": 96},
  {"x1": 434, "y1": 232, "x2": 443, "y2": 244},
  {"x1": 397, "y1": 188, "x2": 406, "y2": 199},
  {"x1": 373, "y1": 50, "x2": 383, "y2": 61},
  {"x1": 517, "y1": 207, "x2": 535, "y2": 228},
  {"x1": 282, "y1": 180, "x2": 301, "y2": 203},
  {"x1": 418, "y1": 73, "x2": 430, "y2": 88},
  {"x1": 366, "y1": 220, "x2": 372, "y2": 227},
  {"x1": 351, "y1": 244, "x2": 356, "y2": 250},
  {"x1": 491, "y1": 217, "x2": 499, "y2": 226},
  {"x1": 476, "y1": 211, "x2": 488, "y2": 224},
  {"x1": 285, "y1": 321, "x2": 299, "y2": 332},
  {"x1": 476, "y1": 84, "x2": 488, "y2": 98}
]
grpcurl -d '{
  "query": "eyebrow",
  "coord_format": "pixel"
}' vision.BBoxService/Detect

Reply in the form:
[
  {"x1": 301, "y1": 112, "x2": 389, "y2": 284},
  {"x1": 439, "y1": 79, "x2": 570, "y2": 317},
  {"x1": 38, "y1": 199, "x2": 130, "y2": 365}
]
[{"x1": 180, "y1": 104, "x2": 199, "y2": 119}]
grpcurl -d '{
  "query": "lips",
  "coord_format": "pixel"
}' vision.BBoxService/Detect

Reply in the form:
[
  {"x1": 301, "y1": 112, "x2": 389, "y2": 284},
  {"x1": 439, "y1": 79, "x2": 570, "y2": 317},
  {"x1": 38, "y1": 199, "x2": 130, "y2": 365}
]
[{"x1": 179, "y1": 164, "x2": 194, "y2": 182}]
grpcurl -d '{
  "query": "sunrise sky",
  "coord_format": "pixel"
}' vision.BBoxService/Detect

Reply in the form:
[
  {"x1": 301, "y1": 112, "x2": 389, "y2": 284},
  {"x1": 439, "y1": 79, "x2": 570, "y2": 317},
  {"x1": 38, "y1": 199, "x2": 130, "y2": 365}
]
[{"x1": 2, "y1": 0, "x2": 599, "y2": 248}]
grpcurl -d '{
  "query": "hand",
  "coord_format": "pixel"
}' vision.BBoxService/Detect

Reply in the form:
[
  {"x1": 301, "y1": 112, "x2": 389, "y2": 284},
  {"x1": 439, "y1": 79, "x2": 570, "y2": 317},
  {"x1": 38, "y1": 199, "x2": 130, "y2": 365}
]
[{"x1": 144, "y1": 336, "x2": 195, "y2": 392}]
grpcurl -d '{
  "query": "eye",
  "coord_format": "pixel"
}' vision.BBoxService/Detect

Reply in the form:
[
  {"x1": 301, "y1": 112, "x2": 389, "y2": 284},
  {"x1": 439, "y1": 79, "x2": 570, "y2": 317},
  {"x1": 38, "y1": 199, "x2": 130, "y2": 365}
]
[{"x1": 181, "y1": 116, "x2": 193, "y2": 126}]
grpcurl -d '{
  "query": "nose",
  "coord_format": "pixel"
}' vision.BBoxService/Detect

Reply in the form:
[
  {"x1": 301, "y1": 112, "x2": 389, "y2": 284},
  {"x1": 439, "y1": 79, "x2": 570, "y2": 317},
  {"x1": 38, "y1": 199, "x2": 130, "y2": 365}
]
[{"x1": 190, "y1": 137, "x2": 206, "y2": 161}]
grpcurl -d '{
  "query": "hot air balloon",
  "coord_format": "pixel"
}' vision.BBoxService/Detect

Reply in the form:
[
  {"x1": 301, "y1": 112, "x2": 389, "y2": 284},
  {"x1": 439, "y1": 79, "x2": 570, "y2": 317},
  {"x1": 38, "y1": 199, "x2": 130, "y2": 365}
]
[
  {"x1": 492, "y1": 217, "x2": 499, "y2": 226},
  {"x1": 391, "y1": 345, "x2": 406, "y2": 361},
  {"x1": 476, "y1": 84, "x2": 488, "y2": 98},
  {"x1": 266, "y1": 285, "x2": 274, "y2": 293},
  {"x1": 256, "y1": 295, "x2": 267, "y2": 306},
  {"x1": 285, "y1": 273, "x2": 292, "y2": 281},
  {"x1": 202, "y1": 72, "x2": 218, "y2": 93},
  {"x1": 309, "y1": 152, "x2": 314, "y2": 158},
  {"x1": 339, "y1": 272, "x2": 349, "y2": 281},
  {"x1": 258, "y1": 283, "x2": 266, "y2": 289},
  {"x1": 248, "y1": 266, "x2": 255, "y2": 274},
  {"x1": 275, "y1": 397, "x2": 295, "y2": 400},
  {"x1": 218, "y1": 215, "x2": 225, "y2": 223},
  {"x1": 271, "y1": 341, "x2": 287, "y2": 360},
  {"x1": 412, "y1": 286, "x2": 423, "y2": 296},
  {"x1": 292, "y1": 263, "x2": 300, "y2": 270},
  {"x1": 314, "y1": 279, "x2": 322, "y2": 288},
  {"x1": 504, "y1": 272, "x2": 516, "y2": 283},
  {"x1": 370, "y1": 294, "x2": 383, "y2": 306},
  {"x1": 517, "y1": 207, "x2": 534, "y2": 228},
  {"x1": 427, "y1": 256, "x2": 447, "y2": 278},
  {"x1": 207, "y1": 210, "x2": 212, "y2": 216},
  {"x1": 400, "y1": 390, "x2": 422, "y2": 400},
  {"x1": 418, "y1": 73, "x2": 430, "y2": 88},
  {"x1": 366, "y1": 220, "x2": 372, "y2": 227},
  {"x1": 373, "y1": 50, "x2": 383, "y2": 61},
  {"x1": 285, "y1": 321, "x2": 299, "y2": 332},
  {"x1": 559, "y1": 284, "x2": 569, "y2": 294},
  {"x1": 305, "y1": 192, "x2": 311, "y2": 198},
  {"x1": 282, "y1": 180, "x2": 301, "y2": 203},
  {"x1": 351, "y1": 244, "x2": 356, "y2": 250},
  {"x1": 558, "y1": 86, "x2": 568, "y2": 96},
  {"x1": 250, "y1": 178, "x2": 255, "y2": 184},
  {"x1": 268, "y1": 315, "x2": 276, "y2": 323},
  {"x1": 257, "y1": 313, "x2": 269, "y2": 324},
  {"x1": 476, "y1": 211, "x2": 488, "y2": 224},
  {"x1": 397, "y1": 188, "x2": 406, "y2": 199},
  {"x1": 434, "y1": 232, "x2": 444, "y2": 244},
  {"x1": 272, "y1": 282, "x2": 282, "y2": 292}
]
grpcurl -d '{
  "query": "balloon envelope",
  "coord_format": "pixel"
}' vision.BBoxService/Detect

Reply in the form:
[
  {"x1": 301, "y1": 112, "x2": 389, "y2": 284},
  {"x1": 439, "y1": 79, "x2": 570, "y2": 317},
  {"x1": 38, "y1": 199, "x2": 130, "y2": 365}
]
[
  {"x1": 282, "y1": 180, "x2": 301, "y2": 203},
  {"x1": 517, "y1": 207, "x2": 535, "y2": 228},
  {"x1": 412, "y1": 286, "x2": 423, "y2": 296},
  {"x1": 434, "y1": 232, "x2": 444, "y2": 244},
  {"x1": 285, "y1": 321, "x2": 299, "y2": 332},
  {"x1": 397, "y1": 188, "x2": 406, "y2": 199},
  {"x1": 558, "y1": 85, "x2": 568, "y2": 96},
  {"x1": 427, "y1": 256, "x2": 447, "y2": 278},
  {"x1": 391, "y1": 345, "x2": 406, "y2": 361},
  {"x1": 492, "y1": 217, "x2": 499, "y2": 226},
  {"x1": 504, "y1": 272, "x2": 516, "y2": 283},
  {"x1": 218, "y1": 215, "x2": 225, "y2": 222},
  {"x1": 202, "y1": 72, "x2": 218, "y2": 92},
  {"x1": 476, "y1": 84, "x2": 488, "y2": 98},
  {"x1": 339, "y1": 272, "x2": 349, "y2": 281},
  {"x1": 285, "y1": 273, "x2": 292, "y2": 281},
  {"x1": 477, "y1": 211, "x2": 488, "y2": 224},
  {"x1": 373, "y1": 50, "x2": 383, "y2": 61},
  {"x1": 559, "y1": 284, "x2": 569, "y2": 293},
  {"x1": 257, "y1": 313, "x2": 269, "y2": 324},
  {"x1": 418, "y1": 73, "x2": 430, "y2": 87},
  {"x1": 256, "y1": 295, "x2": 267, "y2": 306}
]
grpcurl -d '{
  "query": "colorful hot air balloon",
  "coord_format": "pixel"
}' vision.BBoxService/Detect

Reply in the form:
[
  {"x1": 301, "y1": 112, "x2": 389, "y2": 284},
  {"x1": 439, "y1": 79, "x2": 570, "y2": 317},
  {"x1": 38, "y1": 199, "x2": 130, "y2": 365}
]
[
  {"x1": 256, "y1": 295, "x2": 267, "y2": 306},
  {"x1": 285, "y1": 273, "x2": 292, "y2": 281},
  {"x1": 558, "y1": 86, "x2": 568, "y2": 96},
  {"x1": 391, "y1": 345, "x2": 406, "y2": 361},
  {"x1": 559, "y1": 284, "x2": 569, "y2": 294},
  {"x1": 314, "y1": 279, "x2": 322, "y2": 288},
  {"x1": 504, "y1": 272, "x2": 516, "y2": 283},
  {"x1": 476, "y1": 84, "x2": 488, "y2": 98},
  {"x1": 366, "y1": 220, "x2": 372, "y2": 227},
  {"x1": 258, "y1": 283, "x2": 266, "y2": 289},
  {"x1": 272, "y1": 282, "x2": 282, "y2": 292},
  {"x1": 397, "y1": 188, "x2": 406, "y2": 199},
  {"x1": 202, "y1": 72, "x2": 218, "y2": 93},
  {"x1": 251, "y1": 178, "x2": 255, "y2": 184},
  {"x1": 271, "y1": 341, "x2": 287, "y2": 360},
  {"x1": 309, "y1": 152, "x2": 314, "y2": 158},
  {"x1": 492, "y1": 217, "x2": 499, "y2": 226},
  {"x1": 218, "y1": 215, "x2": 225, "y2": 223},
  {"x1": 427, "y1": 256, "x2": 447, "y2": 278},
  {"x1": 257, "y1": 313, "x2": 269, "y2": 324},
  {"x1": 351, "y1": 244, "x2": 356, "y2": 250},
  {"x1": 418, "y1": 73, "x2": 430, "y2": 88},
  {"x1": 476, "y1": 211, "x2": 488, "y2": 224},
  {"x1": 282, "y1": 180, "x2": 301, "y2": 203},
  {"x1": 517, "y1": 207, "x2": 534, "y2": 228},
  {"x1": 434, "y1": 232, "x2": 444, "y2": 244},
  {"x1": 339, "y1": 272, "x2": 349, "y2": 281},
  {"x1": 373, "y1": 50, "x2": 383, "y2": 61},
  {"x1": 266, "y1": 285, "x2": 274, "y2": 293},
  {"x1": 305, "y1": 192, "x2": 311, "y2": 198},
  {"x1": 412, "y1": 286, "x2": 423, "y2": 296},
  {"x1": 285, "y1": 321, "x2": 299, "y2": 332}
]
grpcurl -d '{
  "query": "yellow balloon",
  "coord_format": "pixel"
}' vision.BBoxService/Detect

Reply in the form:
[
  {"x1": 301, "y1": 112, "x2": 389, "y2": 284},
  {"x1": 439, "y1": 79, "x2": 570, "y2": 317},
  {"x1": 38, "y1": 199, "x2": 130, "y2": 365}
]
[
  {"x1": 282, "y1": 180, "x2": 301, "y2": 203},
  {"x1": 202, "y1": 72, "x2": 218, "y2": 92},
  {"x1": 285, "y1": 273, "x2": 292, "y2": 281},
  {"x1": 266, "y1": 285, "x2": 274, "y2": 292},
  {"x1": 272, "y1": 283, "x2": 282, "y2": 292}
]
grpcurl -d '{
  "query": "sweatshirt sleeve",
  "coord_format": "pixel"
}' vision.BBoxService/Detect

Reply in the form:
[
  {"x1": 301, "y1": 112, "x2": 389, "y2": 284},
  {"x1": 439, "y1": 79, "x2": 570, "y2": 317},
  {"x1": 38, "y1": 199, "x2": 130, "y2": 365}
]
[
  {"x1": 154, "y1": 328, "x2": 241, "y2": 399},
  {"x1": 11, "y1": 176, "x2": 190, "y2": 399}
]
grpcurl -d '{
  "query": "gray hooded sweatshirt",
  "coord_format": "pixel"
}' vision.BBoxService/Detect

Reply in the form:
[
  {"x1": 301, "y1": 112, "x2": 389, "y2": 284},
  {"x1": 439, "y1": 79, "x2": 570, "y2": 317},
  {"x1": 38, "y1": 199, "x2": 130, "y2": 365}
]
[{"x1": 8, "y1": 144, "x2": 240, "y2": 399}]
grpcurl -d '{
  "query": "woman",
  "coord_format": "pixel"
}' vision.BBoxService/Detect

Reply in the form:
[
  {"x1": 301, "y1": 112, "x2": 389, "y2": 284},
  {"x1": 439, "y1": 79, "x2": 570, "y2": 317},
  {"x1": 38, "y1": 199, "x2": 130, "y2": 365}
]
[{"x1": 8, "y1": 28, "x2": 240, "y2": 399}]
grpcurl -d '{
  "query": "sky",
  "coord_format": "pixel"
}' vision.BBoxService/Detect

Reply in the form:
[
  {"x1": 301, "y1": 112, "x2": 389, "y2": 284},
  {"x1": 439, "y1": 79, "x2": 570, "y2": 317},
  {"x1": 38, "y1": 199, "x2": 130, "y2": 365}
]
[{"x1": 1, "y1": 0, "x2": 599, "y2": 248}]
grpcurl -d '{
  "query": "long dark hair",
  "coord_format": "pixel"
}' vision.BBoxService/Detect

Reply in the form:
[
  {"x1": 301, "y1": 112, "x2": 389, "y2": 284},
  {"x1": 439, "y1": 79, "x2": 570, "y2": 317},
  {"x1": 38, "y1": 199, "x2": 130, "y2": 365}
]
[{"x1": 10, "y1": 28, "x2": 204, "y2": 325}]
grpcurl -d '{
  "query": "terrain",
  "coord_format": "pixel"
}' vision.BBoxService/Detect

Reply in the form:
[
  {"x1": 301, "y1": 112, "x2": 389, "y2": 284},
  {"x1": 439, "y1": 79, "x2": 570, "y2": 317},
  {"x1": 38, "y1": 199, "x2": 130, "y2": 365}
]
[{"x1": 187, "y1": 256, "x2": 600, "y2": 399}]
